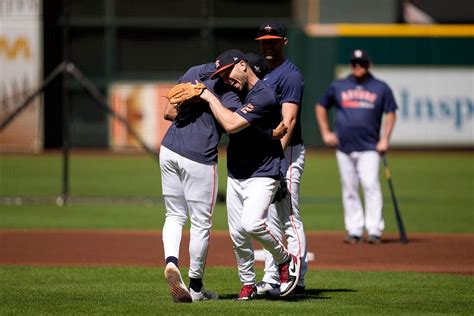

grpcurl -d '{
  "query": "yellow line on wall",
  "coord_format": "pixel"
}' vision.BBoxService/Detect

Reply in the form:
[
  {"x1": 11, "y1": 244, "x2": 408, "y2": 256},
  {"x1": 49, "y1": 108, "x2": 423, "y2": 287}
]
[{"x1": 305, "y1": 24, "x2": 474, "y2": 37}]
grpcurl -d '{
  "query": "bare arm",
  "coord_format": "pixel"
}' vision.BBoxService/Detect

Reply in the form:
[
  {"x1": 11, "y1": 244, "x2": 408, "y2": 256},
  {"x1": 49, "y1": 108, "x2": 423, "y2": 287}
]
[
  {"x1": 280, "y1": 102, "x2": 298, "y2": 150},
  {"x1": 200, "y1": 89, "x2": 250, "y2": 133},
  {"x1": 315, "y1": 104, "x2": 338, "y2": 147},
  {"x1": 163, "y1": 101, "x2": 178, "y2": 121},
  {"x1": 376, "y1": 112, "x2": 397, "y2": 153},
  {"x1": 272, "y1": 121, "x2": 288, "y2": 139}
]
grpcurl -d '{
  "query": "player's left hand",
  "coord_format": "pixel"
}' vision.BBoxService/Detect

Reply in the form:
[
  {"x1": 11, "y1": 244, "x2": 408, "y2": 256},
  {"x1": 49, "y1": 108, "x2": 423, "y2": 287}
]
[
  {"x1": 272, "y1": 122, "x2": 288, "y2": 139},
  {"x1": 376, "y1": 138, "x2": 389, "y2": 154}
]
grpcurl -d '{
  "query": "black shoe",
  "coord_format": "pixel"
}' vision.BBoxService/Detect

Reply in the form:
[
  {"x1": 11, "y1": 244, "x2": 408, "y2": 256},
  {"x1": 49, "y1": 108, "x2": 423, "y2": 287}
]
[
  {"x1": 343, "y1": 235, "x2": 362, "y2": 244},
  {"x1": 272, "y1": 284, "x2": 306, "y2": 299},
  {"x1": 367, "y1": 235, "x2": 382, "y2": 245}
]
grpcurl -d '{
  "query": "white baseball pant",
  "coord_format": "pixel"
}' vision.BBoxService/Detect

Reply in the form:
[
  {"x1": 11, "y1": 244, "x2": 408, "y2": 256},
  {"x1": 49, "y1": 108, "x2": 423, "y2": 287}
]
[
  {"x1": 262, "y1": 144, "x2": 307, "y2": 287},
  {"x1": 226, "y1": 176, "x2": 290, "y2": 285},
  {"x1": 336, "y1": 150, "x2": 384, "y2": 237},
  {"x1": 160, "y1": 146, "x2": 218, "y2": 279}
]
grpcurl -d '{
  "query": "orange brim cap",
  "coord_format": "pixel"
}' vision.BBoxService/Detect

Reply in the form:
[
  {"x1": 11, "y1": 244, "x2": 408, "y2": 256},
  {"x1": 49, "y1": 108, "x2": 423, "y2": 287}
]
[
  {"x1": 255, "y1": 35, "x2": 284, "y2": 40},
  {"x1": 210, "y1": 63, "x2": 235, "y2": 79}
]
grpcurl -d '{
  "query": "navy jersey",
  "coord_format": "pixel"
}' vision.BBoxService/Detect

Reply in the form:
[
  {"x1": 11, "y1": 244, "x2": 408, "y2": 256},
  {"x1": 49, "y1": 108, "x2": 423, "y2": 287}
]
[
  {"x1": 161, "y1": 63, "x2": 241, "y2": 164},
  {"x1": 263, "y1": 59, "x2": 304, "y2": 146},
  {"x1": 318, "y1": 73, "x2": 398, "y2": 153},
  {"x1": 227, "y1": 80, "x2": 283, "y2": 179}
]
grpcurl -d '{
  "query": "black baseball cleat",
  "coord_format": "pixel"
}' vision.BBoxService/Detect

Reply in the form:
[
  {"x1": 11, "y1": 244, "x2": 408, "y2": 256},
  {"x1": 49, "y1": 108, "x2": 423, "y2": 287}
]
[
  {"x1": 278, "y1": 254, "x2": 301, "y2": 297},
  {"x1": 367, "y1": 235, "x2": 382, "y2": 245},
  {"x1": 267, "y1": 284, "x2": 306, "y2": 299},
  {"x1": 343, "y1": 234, "x2": 363, "y2": 245}
]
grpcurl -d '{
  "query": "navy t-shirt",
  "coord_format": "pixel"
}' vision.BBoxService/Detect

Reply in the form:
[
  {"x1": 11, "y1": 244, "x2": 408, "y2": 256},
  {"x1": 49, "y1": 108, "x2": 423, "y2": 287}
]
[
  {"x1": 318, "y1": 73, "x2": 398, "y2": 153},
  {"x1": 161, "y1": 63, "x2": 241, "y2": 164},
  {"x1": 263, "y1": 59, "x2": 304, "y2": 146},
  {"x1": 227, "y1": 80, "x2": 283, "y2": 179}
]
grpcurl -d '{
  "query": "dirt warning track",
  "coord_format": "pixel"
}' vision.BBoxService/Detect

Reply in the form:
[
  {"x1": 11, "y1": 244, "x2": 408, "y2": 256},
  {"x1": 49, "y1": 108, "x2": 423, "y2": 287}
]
[{"x1": 1, "y1": 230, "x2": 472, "y2": 275}]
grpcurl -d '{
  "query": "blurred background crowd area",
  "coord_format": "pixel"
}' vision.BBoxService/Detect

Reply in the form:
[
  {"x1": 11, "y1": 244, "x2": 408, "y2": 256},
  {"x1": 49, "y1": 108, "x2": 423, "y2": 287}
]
[{"x1": 1, "y1": 0, "x2": 473, "y2": 153}]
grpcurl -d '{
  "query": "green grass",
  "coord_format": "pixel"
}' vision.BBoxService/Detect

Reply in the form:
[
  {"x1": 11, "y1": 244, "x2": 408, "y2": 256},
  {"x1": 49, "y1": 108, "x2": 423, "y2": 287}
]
[
  {"x1": 1, "y1": 152, "x2": 473, "y2": 233},
  {"x1": 1, "y1": 266, "x2": 472, "y2": 315},
  {"x1": 1, "y1": 151, "x2": 473, "y2": 315},
  {"x1": 0, "y1": 155, "x2": 162, "y2": 197}
]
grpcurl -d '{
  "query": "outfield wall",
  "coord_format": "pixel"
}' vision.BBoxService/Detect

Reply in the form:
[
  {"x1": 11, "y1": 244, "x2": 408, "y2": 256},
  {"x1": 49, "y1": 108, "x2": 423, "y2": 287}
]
[
  {"x1": 288, "y1": 25, "x2": 474, "y2": 147},
  {"x1": 36, "y1": 18, "x2": 473, "y2": 150}
]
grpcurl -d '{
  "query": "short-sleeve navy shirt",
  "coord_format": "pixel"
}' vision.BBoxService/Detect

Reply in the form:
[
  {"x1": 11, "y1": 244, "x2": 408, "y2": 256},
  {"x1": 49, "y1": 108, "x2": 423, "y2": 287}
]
[
  {"x1": 227, "y1": 80, "x2": 283, "y2": 179},
  {"x1": 318, "y1": 73, "x2": 398, "y2": 153},
  {"x1": 262, "y1": 59, "x2": 304, "y2": 146},
  {"x1": 161, "y1": 63, "x2": 241, "y2": 164}
]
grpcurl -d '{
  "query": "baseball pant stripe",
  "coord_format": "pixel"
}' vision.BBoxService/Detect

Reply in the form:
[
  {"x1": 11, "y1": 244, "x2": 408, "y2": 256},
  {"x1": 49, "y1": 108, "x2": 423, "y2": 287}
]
[{"x1": 264, "y1": 223, "x2": 289, "y2": 257}]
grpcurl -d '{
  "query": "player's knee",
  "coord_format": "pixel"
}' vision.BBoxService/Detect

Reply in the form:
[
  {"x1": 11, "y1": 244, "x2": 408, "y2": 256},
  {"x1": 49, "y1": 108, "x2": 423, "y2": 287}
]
[
  {"x1": 362, "y1": 180, "x2": 381, "y2": 194},
  {"x1": 165, "y1": 214, "x2": 188, "y2": 226},
  {"x1": 240, "y1": 219, "x2": 263, "y2": 235},
  {"x1": 190, "y1": 217, "x2": 212, "y2": 231}
]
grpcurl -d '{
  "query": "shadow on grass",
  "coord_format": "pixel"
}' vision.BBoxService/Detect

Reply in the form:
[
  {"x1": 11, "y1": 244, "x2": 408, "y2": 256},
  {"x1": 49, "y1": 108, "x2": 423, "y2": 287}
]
[{"x1": 218, "y1": 288, "x2": 356, "y2": 301}]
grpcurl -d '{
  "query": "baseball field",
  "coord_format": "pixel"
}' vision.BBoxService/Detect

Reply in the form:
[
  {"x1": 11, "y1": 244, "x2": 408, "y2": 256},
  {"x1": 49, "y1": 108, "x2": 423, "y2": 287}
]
[{"x1": 0, "y1": 150, "x2": 473, "y2": 315}]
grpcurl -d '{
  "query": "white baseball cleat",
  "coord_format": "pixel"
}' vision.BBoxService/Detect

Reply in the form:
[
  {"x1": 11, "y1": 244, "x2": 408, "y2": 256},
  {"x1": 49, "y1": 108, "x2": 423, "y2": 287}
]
[
  {"x1": 279, "y1": 254, "x2": 301, "y2": 297},
  {"x1": 190, "y1": 287, "x2": 219, "y2": 301},
  {"x1": 164, "y1": 262, "x2": 192, "y2": 303},
  {"x1": 256, "y1": 281, "x2": 279, "y2": 295}
]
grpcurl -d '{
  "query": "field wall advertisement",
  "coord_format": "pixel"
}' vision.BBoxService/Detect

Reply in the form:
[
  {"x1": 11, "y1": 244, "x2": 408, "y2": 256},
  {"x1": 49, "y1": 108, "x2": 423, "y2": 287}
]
[
  {"x1": 0, "y1": 0, "x2": 42, "y2": 152},
  {"x1": 336, "y1": 66, "x2": 474, "y2": 147},
  {"x1": 109, "y1": 83, "x2": 173, "y2": 151}
]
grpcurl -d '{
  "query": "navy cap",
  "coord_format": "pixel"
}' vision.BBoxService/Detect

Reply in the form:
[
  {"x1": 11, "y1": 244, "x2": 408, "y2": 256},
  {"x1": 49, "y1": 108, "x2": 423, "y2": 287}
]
[
  {"x1": 350, "y1": 49, "x2": 371, "y2": 62},
  {"x1": 255, "y1": 22, "x2": 287, "y2": 40},
  {"x1": 245, "y1": 53, "x2": 268, "y2": 79},
  {"x1": 210, "y1": 49, "x2": 247, "y2": 79}
]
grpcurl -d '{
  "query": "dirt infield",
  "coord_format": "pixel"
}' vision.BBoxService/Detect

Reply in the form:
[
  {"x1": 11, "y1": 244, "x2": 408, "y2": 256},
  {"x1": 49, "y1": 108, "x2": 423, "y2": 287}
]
[{"x1": 1, "y1": 230, "x2": 473, "y2": 275}]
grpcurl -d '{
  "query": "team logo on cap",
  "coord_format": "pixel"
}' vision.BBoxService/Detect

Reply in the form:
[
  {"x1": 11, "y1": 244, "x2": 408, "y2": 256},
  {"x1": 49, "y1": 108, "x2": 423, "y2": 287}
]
[
  {"x1": 233, "y1": 57, "x2": 238, "y2": 61},
  {"x1": 354, "y1": 50, "x2": 363, "y2": 58},
  {"x1": 264, "y1": 25, "x2": 273, "y2": 32},
  {"x1": 215, "y1": 60, "x2": 220, "y2": 68}
]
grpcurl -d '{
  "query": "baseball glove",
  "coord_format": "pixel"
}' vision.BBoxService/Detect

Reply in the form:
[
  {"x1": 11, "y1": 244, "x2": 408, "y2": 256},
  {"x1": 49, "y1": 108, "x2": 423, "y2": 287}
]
[{"x1": 166, "y1": 82, "x2": 206, "y2": 105}]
